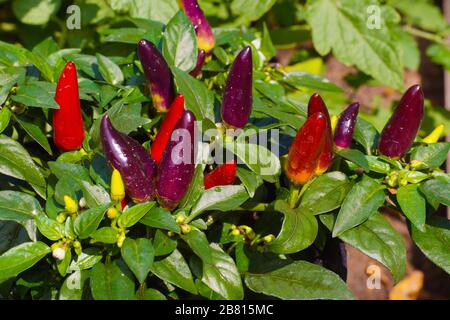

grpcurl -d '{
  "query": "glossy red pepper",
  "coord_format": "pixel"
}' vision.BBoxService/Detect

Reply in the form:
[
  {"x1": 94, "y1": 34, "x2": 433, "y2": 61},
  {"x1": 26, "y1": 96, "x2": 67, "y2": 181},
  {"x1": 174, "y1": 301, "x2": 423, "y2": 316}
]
[
  {"x1": 151, "y1": 95, "x2": 185, "y2": 164},
  {"x1": 378, "y1": 85, "x2": 424, "y2": 159},
  {"x1": 178, "y1": 0, "x2": 215, "y2": 54},
  {"x1": 307, "y1": 93, "x2": 333, "y2": 174},
  {"x1": 286, "y1": 112, "x2": 327, "y2": 185},
  {"x1": 53, "y1": 61, "x2": 84, "y2": 151},
  {"x1": 204, "y1": 161, "x2": 237, "y2": 190}
]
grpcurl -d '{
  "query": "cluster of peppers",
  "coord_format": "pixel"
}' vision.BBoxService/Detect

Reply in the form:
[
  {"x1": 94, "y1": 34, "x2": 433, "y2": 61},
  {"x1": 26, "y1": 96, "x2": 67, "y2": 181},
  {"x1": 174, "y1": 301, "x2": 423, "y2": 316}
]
[
  {"x1": 51, "y1": 1, "x2": 441, "y2": 231},
  {"x1": 52, "y1": 0, "x2": 251, "y2": 218},
  {"x1": 285, "y1": 84, "x2": 433, "y2": 194}
]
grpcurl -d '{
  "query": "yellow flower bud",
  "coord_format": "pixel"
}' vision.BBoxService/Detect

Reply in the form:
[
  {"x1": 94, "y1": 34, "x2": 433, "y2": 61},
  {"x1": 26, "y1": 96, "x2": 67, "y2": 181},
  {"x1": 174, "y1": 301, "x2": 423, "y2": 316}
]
[
  {"x1": 107, "y1": 207, "x2": 119, "y2": 219},
  {"x1": 262, "y1": 234, "x2": 275, "y2": 243},
  {"x1": 175, "y1": 214, "x2": 186, "y2": 224},
  {"x1": 331, "y1": 115, "x2": 339, "y2": 134},
  {"x1": 117, "y1": 232, "x2": 126, "y2": 248},
  {"x1": 56, "y1": 212, "x2": 67, "y2": 224},
  {"x1": 422, "y1": 124, "x2": 444, "y2": 144},
  {"x1": 111, "y1": 169, "x2": 126, "y2": 202},
  {"x1": 231, "y1": 229, "x2": 241, "y2": 236},
  {"x1": 64, "y1": 195, "x2": 78, "y2": 214},
  {"x1": 180, "y1": 224, "x2": 192, "y2": 234}
]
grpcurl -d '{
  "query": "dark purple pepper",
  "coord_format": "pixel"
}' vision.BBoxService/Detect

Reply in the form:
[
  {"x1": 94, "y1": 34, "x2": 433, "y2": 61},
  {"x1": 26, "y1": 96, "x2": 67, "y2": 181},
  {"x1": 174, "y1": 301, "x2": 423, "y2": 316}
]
[
  {"x1": 334, "y1": 102, "x2": 359, "y2": 149},
  {"x1": 190, "y1": 50, "x2": 206, "y2": 77},
  {"x1": 221, "y1": 46, "x2": 253, "y2": 129},
  {"x1": 378, "y1": 85, "x2": 424, "y2": 159},
  {"x1": 156, "y1": 110, "x2": 197, "y2": 210},
  {"x1": 100, "y1": 115, "x2": 157, "y2": 203},
  {"x1": 137, "y1": 39, "x2": 175, "y2": 112}
]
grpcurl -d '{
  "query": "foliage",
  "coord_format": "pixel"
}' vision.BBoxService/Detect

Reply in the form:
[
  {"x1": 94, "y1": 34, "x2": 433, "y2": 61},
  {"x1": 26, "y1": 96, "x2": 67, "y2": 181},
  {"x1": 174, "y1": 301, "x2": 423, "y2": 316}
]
[{"x1": 0, "y1": 0, "x2": 449, "y2": 300}]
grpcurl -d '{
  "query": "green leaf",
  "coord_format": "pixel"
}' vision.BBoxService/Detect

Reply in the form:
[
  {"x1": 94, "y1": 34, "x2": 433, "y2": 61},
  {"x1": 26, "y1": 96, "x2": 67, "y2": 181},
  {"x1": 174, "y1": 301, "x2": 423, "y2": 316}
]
[
  {"x1": 153, "y1": 229, "x2": 177, "y2": 256},
  {"x1": 0, "y1": 242, "x2": 50, "y2": 283},
  {"x1": 410, "y1": 216, "x2": 450, "y2": 274},
  {"x1": 96, "y1": 53, "x2": 124, "y2": 85},
  {"x1": 245, "y1": 260, "x2": 354, "y2": 300},
  {"x1": 0, "y1": 108, "x2": 12, "y2": 134},
  {"x1": 59, "y1": 270, "x2": 89, "y2": 300},
  {"x1": 80, "y1": 181, "x2": 111, "y2": 208},
  {"x1": 299, "y1": 172, "x2": 351, "y2": 215},
  {"x1": 419, "y1": 179, "x2": 450, "y2": 207},
  {"x1": 163, "y1": 11, "x2": 198, "y2": 72},
  {"x1": 15, "y1": 116, "x2": 52, "y2": 155},
  {"x1": 201, "y1": 243, "x2": 244, "y2": 300},
  {"x1": 69, "y1": 248, "x2": 103, "y2": 271},
  {"x1": 269, "y1": 200, "x2": 318, "y2": 254},
  {"x1": 225, "y1": 142, "x2": 281, "y2": 183},
  {"x1": 181, "y1": 229, "x2": 212, "y2": 264},
  {"x1": 306, "y1": 0, "x2": 404, "y2": 90},
  {"x1": 150, "y1": 249, "x2": 197, "y2": 294},
  {"x1": 365, "y1": 155, "x2": 390, "y2": 174},
  {"x1": 140, "y1": 207, "x2": 180, "y2": 233},
  {"x1": 353, "y1": 118, "x2": 379, "y2": 155},
  {"x1": 336, "y1": 149, "x2": 369, "y2": 172},
  {"x1": 410, "y1": 143, "x2": 450, "y2": 169},
  {"x1": 103, "y1": 28, "x2": 162, "y2": 45},
  {"x1": 321, "y1": 212, "x2": 406, "y2": 282},
  {"x1": 90, "y1": 261, "x2": 135, "y2": 300},
  {"x1": 121, "y1": 238, "x2": 154, "y2": 284},
  {"x1": 261, "y1": 23, "x2": 276, "y2": 61},
  {"x1": 141, "y1": 288, "x2": 166, "y2": 300},
  {"x1": 397, "y1": 184, "x2": 426, "y2": 232},
  {"x1": 34, "y1": 213, "x2": 64, "y2": 241},
  {"x1": 333, "y1": 176, "x2": 385, "y2": 237},
  {"x1": 91, "y1": 227, "x2": 118, "y2": 244},
  {"x1": 48, "y1": 162, "x2": 91, "y2": 186},
  {"x1": 12, "y1": 0, "x2": 61, "y2": 25},
  {"x1": 0, "y1": 135, "x2": 46, "y2": 190},
  {"x1": 391, "y1": 0, "x2": 448, "y2": 32},
  {"x1": 236, "y1": 167, "x2": 263, "y2": 197},
  {"x1": 179, "y1": 165, "x2": 204, "y2": 211},
  {"x1": 0, "y1": 191, "x2": 41, "y2": 222},
  {"x1": 172, "y1": 68, "x2": 215, "y2": 121},
  {"x1": 190, "y1": 185, "x2": 249, "y2": 221},
  {"x1": 12, "y1": 82, "x2": 59, "y2": 109},
  {"x1": 231, "y1": 0, "x2": 276, "y2": 25},
  {"x1": 427, "y1": 43, "x2": 450, "y2": 70},
  {"x1": 74, "y1": 203, "x2": 110, "y2": 239},
  {"x1": 119, "y1": 202, "x2": 155, "y2": 228},
  {"x1": 283, "y1": 71, "x2": 342, "y2": 92}
]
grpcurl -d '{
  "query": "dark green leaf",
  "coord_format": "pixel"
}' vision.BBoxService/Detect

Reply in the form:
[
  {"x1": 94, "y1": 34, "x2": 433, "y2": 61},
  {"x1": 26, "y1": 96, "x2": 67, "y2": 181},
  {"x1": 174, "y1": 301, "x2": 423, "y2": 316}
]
[
  {"x1": 299, "y1": 172, "x2": 351, "y2": 215},
  {"x1": 0, "y1": 191, "x2": 41, "y2": 222},
  {"x1": 150, "y1": 249, "x2": 197, "y2": 294},
  {"x1": 153, "y1": 229, "x2": 177, "y2": 256},
  {"x1": 419, "y1": 179, "x2": 450, "y2": 207},
  {"x1": 74, "y1": 203, "x2": 110, "y2": 239},
  {"x1": 163, "y1": 11, "x2": 198, "y2": 72},
  {"x1": 140, "y1": 207, "x2": 180, "y2": 233},
  {"x1": 0, "y1": 242, "x2": 50, "y2": 283},
  {"x1": 336, "y1": 149, "x2": 369, "y2": 172},
  {"x1": 121, "y1": 238, "x2": 154, "y2": 284},
  {"x1": 397, "y1": 184, "x2": 426, "y2": 232},
  {"x1": 333, "y1": 176, "x2": 385, "y2": 237},
  {"x1": 90, "y1": 261, "x2": 135, "y2": 300},
  {"x1": 410, "y1": 143, "x2": 450, "y2": 169},
  {"x1": 410, "y1": 216, "x2": 450, "y2": 274},
  {"x1": 119, "y1": 202, "x2": 155, "y2": 228},
  {"x1": 321, "y1": 212, "x2": 406, "y2": 282},
  {"x1": 201, "y1": 243, "x2": 244, "y2": 300},
  {"x1": 269, "y1": 200, "x2": 318, "y2": 254},
  {"x1": 245, "y1": 260, "x2": 354, "y2": 300}
]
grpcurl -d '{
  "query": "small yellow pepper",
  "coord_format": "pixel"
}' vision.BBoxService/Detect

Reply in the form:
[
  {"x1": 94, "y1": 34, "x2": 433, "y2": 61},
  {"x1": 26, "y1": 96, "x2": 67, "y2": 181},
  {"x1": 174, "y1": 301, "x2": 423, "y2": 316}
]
[
  {"x1": 422, "y1": 124, "x2": 444, "y2": 144},
  {"x1": 111, "y1": 168, "x2": 125, "y2": 201}
]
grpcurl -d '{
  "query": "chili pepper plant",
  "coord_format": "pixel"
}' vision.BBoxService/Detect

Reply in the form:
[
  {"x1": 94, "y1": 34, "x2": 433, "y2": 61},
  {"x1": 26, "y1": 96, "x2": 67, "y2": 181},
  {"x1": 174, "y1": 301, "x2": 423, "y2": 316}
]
[{"x1": 0, "y1": 0, "x2": 449, "y2": 300}]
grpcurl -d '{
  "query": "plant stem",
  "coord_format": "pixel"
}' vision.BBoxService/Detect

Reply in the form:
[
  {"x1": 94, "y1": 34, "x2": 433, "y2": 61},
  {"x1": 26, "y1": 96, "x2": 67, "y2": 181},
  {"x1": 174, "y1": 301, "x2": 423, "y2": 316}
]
[{"x1": 403, "y1": 25, "x2": 447, "y2": 45}]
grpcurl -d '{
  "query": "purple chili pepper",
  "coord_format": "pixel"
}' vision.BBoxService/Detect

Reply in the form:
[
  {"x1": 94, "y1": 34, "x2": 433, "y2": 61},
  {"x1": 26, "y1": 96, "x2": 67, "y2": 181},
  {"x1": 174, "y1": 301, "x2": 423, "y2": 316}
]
[{"x1": 334, "y1": 102, "x2": 359, "y2": 149}]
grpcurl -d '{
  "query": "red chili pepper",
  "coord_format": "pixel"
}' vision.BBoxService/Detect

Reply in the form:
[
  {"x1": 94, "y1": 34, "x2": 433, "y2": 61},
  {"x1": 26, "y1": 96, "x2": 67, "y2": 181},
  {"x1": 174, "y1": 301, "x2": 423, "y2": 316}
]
[
  {"x1": 204, "y1": 161, "x2": 237, "y2": 190},
  {"x1": 286, "y1": 112, "x2": 327, "y2": 185},
  {"x1": 307, "y1": 93, "x2": 333, "y2": 174},
  {"x1": 53, "y1": 61, "x2": 84, "y2": 151},
  {"x1": 151, "y1": 95, "x2": 185, "y2": 164}
]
